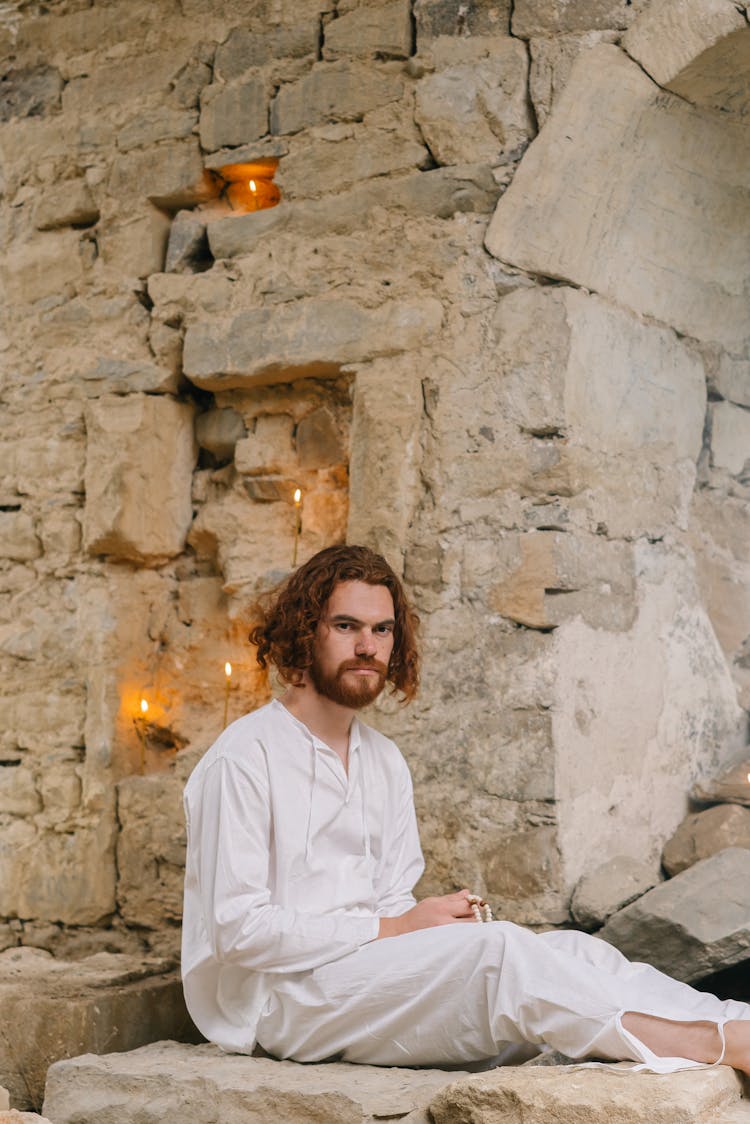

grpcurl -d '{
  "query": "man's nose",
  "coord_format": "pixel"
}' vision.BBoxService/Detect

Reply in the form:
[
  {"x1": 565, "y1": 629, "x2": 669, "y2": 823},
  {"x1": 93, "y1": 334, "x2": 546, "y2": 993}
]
[{"x1": 355, "y1": 630, "x2": 377, "y2": 656}]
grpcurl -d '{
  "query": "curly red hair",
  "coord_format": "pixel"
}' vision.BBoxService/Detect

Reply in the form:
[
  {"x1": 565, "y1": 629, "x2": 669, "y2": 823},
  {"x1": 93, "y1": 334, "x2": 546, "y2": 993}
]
[{"x1": 250, "y1": 545, "x2": 420, "y2": 703}]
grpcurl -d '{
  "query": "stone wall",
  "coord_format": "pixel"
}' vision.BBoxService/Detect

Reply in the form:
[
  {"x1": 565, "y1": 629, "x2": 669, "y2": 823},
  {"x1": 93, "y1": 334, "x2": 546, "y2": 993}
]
[{"x1": 0, "y1": 0, "x2": 747, "y2": 953}]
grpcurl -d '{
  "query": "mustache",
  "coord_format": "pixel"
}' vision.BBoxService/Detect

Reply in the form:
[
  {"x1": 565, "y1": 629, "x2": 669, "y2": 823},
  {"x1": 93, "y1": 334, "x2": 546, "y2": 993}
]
[{"x1": 339, "y1": 658, "x2": 389, "y2": 676}]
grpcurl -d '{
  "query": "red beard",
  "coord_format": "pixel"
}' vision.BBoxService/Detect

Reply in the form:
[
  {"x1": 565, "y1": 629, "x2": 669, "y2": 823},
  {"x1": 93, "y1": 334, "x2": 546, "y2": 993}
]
[{"x1": 309, "y1": 657, "x2": 388, "y2": 708}]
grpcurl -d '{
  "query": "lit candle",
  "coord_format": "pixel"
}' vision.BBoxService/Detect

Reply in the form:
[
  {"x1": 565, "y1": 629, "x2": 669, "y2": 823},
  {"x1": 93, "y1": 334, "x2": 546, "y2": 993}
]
[
  {"x1": 292, "y1": 488, "x2": 303, "y2": 567},
  {"x1": 223, "y1": 662, "x2": 232, "y2": 729},
  {"x1": 133, "y1": 697, "x2": 149, "y2": 772}
]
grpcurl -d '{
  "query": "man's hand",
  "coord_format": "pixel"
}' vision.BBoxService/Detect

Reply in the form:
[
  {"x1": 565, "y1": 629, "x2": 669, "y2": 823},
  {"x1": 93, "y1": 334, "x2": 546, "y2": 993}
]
[{"x1": 377, "y1": 890, "x2": 481, "y2": 940}]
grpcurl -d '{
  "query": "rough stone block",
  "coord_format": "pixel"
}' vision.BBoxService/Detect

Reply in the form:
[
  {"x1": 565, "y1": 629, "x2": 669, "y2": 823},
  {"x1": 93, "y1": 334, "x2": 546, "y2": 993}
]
[
  {"x1": 0, "y1": 763, "x2": 41, "y2": 816},
  {"x1": 83, "y1": 395, "x2": 197, "y2": 565},
  {"x1": 0, "y1": 949, "x2": 199, "y2": 1111},
  {"x1": 277, "y1": 130, "x2": 428, "y2": 200},
  {"x1": 692, "y1": 757, "x2": 750, "y2": 807},
  {"x1": 414, "y1": 40, "x2": 533, "y2": 165},
  {"x1": 714, "y1": 354, "x2": 750, "y2": 409},
  {"x1": 116, "y1": 775, "x2": 186, "y2": 929},
  {"x1": 207, "y1": 165, "x2": 498, "y2": 257},
  {"x1": 414, "y1": 0, "x2": 511, "y2": 40},
  {"x1": 271, "y1": 62, "x2": 404, "y2": 135},
  {"x1": 33, "y1": 180, "x2": 99, "y2": 231},
  {"x1": 486, "y1": 45, "x2": 750, "y2": 351},
  {"x1": 429, "y1": 1064, "x2": 746, "y2": 1124},
  {"x1": 215, "y1": 23, "x2": 320, "y2": 80},
  {"x1": 43, "y1": 1042, "x2": 466, "y2": 1124},
  {"x1": 0, "y1": 65, "x2": 62, "y2": 121},
  {"x1": 529, "y1": 31, "x2": 618, "y2": 126},
  {"x1": 98, "y1": 205, "x2": 172, "y2": 279},
  {"x1": 512, "y1": 0, "x2": 646, "y2": 35},
  {"x1": 109, "y1": 140, "x2": 218, "y2": 211},
  {"x1": 571, "y1": 856, "x2": 658, "y2": 929},
  {"x1": 164, "y1": 209, "x2": 209, "y2": 273},
  {"x1": 0, "y1": 513, "x2": 40, "y2": 562},
  {"x1": 663, "y1": 804, "x2": 750, "y2": 877},
  {"x1": 0, "y1": 1111, "x2": 54, "y2": 1122},
  {"x1": 622, "y1": 0, "x2": 748, "y2": 108},
  {"x1": 711, "y1": 401, "x2": 750, "y2": 477},
  {"x1": 195, "y1": 407, "x2": 247, "y2": 460},
  {"x1": 235, "y1": 414, "x2": 296, "y2": 475},
  {"x1": 296, "y1": 406, "x2": 346, "y2": 469},
  {"x1": 347, "y1": 356, "x2": 423, "y2": 572},
  {"x1": 0, "y1": 231, "x2": 84, "y2": 305},
  {"x1": 116, "y1": 107, "x2": 197, "y2": 153},
  {"x1": 599, "y1": 848, "x2": 750, "y2": 981},
  {"x1": 80, "y1": 357, "x2": 180, "y2": 396},
  {"x1": 323, "y1": 0, "x2": 413, "y2": 61},
  {"x1": 183, "y1": 297, "x2": 443, "y2": 389},
  {"x1": 199, "y1": 78, "x2": 268, "y2": 152}
]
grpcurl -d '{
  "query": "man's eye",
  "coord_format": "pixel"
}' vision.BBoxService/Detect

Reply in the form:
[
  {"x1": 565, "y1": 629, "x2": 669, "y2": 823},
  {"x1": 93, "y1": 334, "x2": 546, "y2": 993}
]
[
  {"x1": 335, "y1": 622, "x2": 352, "y2": 630},
  {"x1": 376, "y1": 625, "x2": 393, "y2": 635}
]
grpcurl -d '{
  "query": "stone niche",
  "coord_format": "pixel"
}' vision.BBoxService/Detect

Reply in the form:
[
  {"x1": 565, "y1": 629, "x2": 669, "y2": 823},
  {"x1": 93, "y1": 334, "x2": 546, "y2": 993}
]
[{"x1": 0, "y1": 0, "x2": 748, "y2": 961}]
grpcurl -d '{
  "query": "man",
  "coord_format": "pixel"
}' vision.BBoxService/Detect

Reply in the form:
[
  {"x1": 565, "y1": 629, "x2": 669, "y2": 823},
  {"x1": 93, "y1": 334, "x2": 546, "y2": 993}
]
[{"x1": 182, "y1": 545, "x2": 750, "y2": 1075}]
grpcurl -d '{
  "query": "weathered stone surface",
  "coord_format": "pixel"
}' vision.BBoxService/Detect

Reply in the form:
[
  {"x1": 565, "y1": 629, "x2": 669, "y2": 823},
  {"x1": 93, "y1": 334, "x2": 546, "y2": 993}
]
[
  {"x1": 715, "y1": 355, "x2": 750, "y2": 409},
  {"x1": 195, "y1": 407, "x2": 247, "y2": 460},
  {"x1": 0, "y1": 230, "x2": 84, "y2": 305},
  {"x1": 711, "y1": 401, "x2": 750, "y2": 478},
  {"x1": 0, "y1": 763, "x2": 41, "y2": 816},
  {"x1": 235, "y1": 414, "x2": 296, "y2": 476},
  {"x1": 0, "y1": 949, "x2": 199, "y2": 1111},
  {"x1": 348, "y1": 357, "x2": 423, "y2": 572},
  {"x1": 199, "y1": 78, "x2": 268, "y2": 152},
  {"x1": 164, "y1": 209, "x2": 209, "y2": 273},
  {"x1": 44, "y1": 1041, "x2": 467, "y2": 1124},
  {"x1": 116, "y1": 775, "x2": 186, "y2": 929},
  {"x1": 34, "y1": 180, "x2": 99, "y2": 231},
  {"x1": 80, "y1": 357, "x2": 180, "y2": 396},
  {"x1": 0, "y1": 1085, "x2": 8, "y2": 1110},
  {"x1": 622, "y1": 0, "x2": 749, "y2": 113},
  {"x1": 215, "y1": 23, "x2": 320, "y2": 80},
  {"x1": 429, "y1": 1064, "x2": 747, "y2": 1124},
  {"x1": 0, "y1": 1111, "x2": 54, "y2": 1122},
  {"x1": 414, "y1": 0, "x2": 511, "y2": 40},
  {"x1": 115, "y1": 106, "x2": 197, "y2": 153},
  {"x1": 600, "y1": 848, "x2": 750, "y2": 981},
  {"x1": 529, "y1": 31, "x2": 618, "y2": 126},
  {"x1": 208, "y1": 165, "x2": 498, "y2": 256},
  {"x1": 278, "y1": 130, "x2": 429, "y2": 200},
  {"x1": 0, "y1": 513, "x2": 41, "y2": 562},
  {"x1": 692, "y1": 758, "x2": 750, "y2": 807},
  {"x1": 109, "y1": 140, "x2": 218, "y2": 211},
  {"x1": 414, "y1": 40, "x2": 533, "y2": 165},
  {"x1": 296, "y1": 406, "x2": 346, "y2": 469},
  {"x1": 571, "y1": 856, "x2": 658, "y2": 929},
  {"x1": 271, "y1": 62, "x2": 403, "y2": 135},
  {"x1": 663, "y1": 804, "x2": 750, "y2": 877},
  {"x1": 0, "y1": 65, "x2": 62, "y2": 121},
  {"x1": 183, "y1": 297, "x2": 443, "y2": 389},
  {"x1": 83, "y1": 395, "x2": 197, "y2": 565},
  {"x1": 486, "y1": 45, "x2": 750, "y2": 351},
  {"x1": 98, "y1": 205, "x2": 172, "y2": 279},
  {"x1": 323, "y1": 0, "x2": 413, "y2": 61},
  {"x1": 513, "y1": 0, "x2": 646, "y2": 36}
]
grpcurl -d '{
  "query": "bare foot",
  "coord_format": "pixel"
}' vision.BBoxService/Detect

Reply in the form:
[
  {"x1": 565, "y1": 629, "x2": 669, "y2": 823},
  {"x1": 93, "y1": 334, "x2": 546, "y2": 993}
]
[{"x1": 723, "y1": 1021, "x2": 750, "y2": 1076}]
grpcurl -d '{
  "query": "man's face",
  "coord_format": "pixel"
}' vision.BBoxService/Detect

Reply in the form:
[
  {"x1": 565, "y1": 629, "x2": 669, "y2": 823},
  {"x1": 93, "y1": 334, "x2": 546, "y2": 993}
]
[{"x1": 309, "y1": 580, "x2": 396, "y2": 709}]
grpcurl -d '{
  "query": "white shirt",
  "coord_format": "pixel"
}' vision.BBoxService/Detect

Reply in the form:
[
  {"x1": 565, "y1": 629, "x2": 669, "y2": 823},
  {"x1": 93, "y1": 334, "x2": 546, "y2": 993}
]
[{"x1": 181, "y1": 699, "x2": 424, "y2": 1052}]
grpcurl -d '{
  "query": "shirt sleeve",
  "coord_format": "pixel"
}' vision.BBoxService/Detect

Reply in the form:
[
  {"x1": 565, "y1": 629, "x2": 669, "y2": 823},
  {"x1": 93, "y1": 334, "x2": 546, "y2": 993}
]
[
  {"x1": 373, "y1": 756, "x2": 425, "y2": 918},
  {"x1": 187, "y1": 753, "x2": 379, "y2": 975}
]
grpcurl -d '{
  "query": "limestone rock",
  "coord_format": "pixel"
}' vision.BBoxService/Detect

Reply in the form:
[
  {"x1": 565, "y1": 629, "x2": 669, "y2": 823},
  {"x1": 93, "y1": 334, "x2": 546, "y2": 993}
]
[
  {"x1": 34, "y1": 180, "x2": 99, "y2": 231},
  {"x1": 414, "y1": 0, "x2": 511, "y2": 40},
  {"x1": 599, "y1": 848, "x2": 750, "y2": 981},
  {"x1": 323, "y1": 0, "x2": 413, "y2": 61},
  {"x1": 215, "y1": 24, "x2": 320, "y2": 80},
  {"x1": 116, "y1": 774, "x2": 186, "y2": 929},
  {"x1": 0, "y1": 230, "x2": 84, "y2": 305},
  {"x1": 714, "y1": 355, "x2": 750, "y2": 409},
  {"x1": 622, "y1": 0, "x2": 748, "y2": 110},
  {"x1": 235, "y1": 414, "x2": 296, "y2": 476},
  {"x1": 271, "y1": 62, "x2": 403, "y2": 135},
  {"x1": 83, "y1": 395, "x2": 197, "y2": 565},
  {"x1": 0, "y1": 949, "x2": 199, "y2": 1111},
  {"x1": 97, "y1": 205, "x2": 172, "y2": 280},
  {"x1": 711, "y1": 401, "x2": 750, "y2": 478},
  {"x1": 195, "y1": 407, "x2": 247, "y2": 460},
  {"x1": 165, "y1": 209, "x2": 209, "y2": 274},
  {"x1": 692, "y1": 758, "x2": 750, "y2": 807},
  {"x1": 485, "y1": 44, "x2": 750, "y2": 351},
  {"x1": 43, "y1": 1042, "x2": 467, "y2": 1124},
  {"x1": 663, "y1": 805, "x2": 750, "y2": 877},
  {"x1": 0, "y1": 763, "x2": 41, "y2": 816},
  {"x1": 199, "y1": 78, "x2": 268, "y2": 152},
  {"x1": 183, "y1": 297, "x2": 443, "y2": 389},
  {"x1": 529, "y1": 31, "x2": 618, "y2": 126},
  {"x1": 429, "y1": 1064, "x2": 747, "y2": 1124},
  {"x1": 0, "y1": 1087, "x2": 8, "y2": 1110},
  {"x1": 0, "y1": 512, "x2": 41, "y2": 562},
  {"x1": 0, "y1": 1112, "x2": 55, "y2": 1122},
  {"x1": 277, "y1": 130, "x2": 429, "y2": 200},
  {"x1": 414, "y1": 41, "x2": 533, "y2": 166},
  {"x1": 80, "y1": 357, "x2": 180, "y2": 396},
  {"x1": 296, "y1": 407, "x2": 346, "y2": 469},
  {"x1": 512, "y1": 0, "x2": 646, "y2": 35},
  {"x1": 115, "y1": 106, "x2": 198, "y2": 153},
  {"x1": 109, "y1": 140, "x2": 218, "y2": 212},
  {"x1": 571, "y1": 856, "x2": 658, "y2": 929},
  {"x1": 0, "y1": 65, "x2": 63, "y2": 121}
]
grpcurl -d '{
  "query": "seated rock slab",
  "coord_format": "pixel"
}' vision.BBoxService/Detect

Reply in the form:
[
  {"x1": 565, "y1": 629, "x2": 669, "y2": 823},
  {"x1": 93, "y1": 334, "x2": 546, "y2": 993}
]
[
  {"x1": 43, "y1": 1041, "x2": 469, "y2": 1124},
  {"x1": 0, "y1": 949, "x2": 200, "y2": 1111},
  {"x1": 599, "y1": 848, "x2": 750, "y2": 981},
  {"x1": 430, "y1": 1064, "x2": 750, "y2": 1124}
]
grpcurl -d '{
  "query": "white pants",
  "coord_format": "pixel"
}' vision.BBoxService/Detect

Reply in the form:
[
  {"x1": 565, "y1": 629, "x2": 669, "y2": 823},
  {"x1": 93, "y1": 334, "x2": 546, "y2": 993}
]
[{"x1": 256, "y1": 921, "x2": 750, "y2": 1071}]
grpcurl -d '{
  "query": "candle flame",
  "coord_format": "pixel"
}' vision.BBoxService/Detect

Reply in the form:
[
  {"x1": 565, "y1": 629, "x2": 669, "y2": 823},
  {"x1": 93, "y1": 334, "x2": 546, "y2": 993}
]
[
  {"x1": 747, "y1": 772, "x2": 750, "y2": 783},
  {"x1": 140, "y1": 698, "x2": 149, "y2": 715},
  {"x1": 294, "y1": 487, "x2": 302, "y2": 505},
  {"x1": 225, "y1": 661, "x2": 232, "y2": 679},
  {"x1": 249, "y1": 179, "x2": 257, "y2": 192}
]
